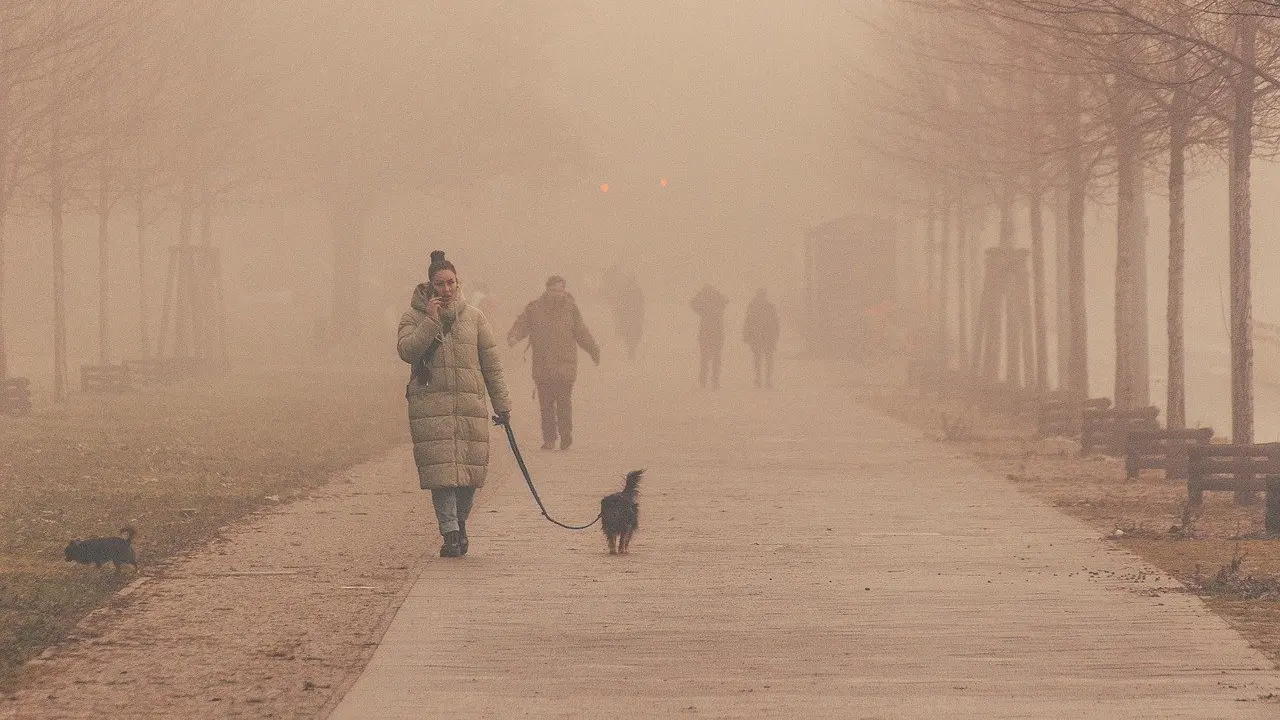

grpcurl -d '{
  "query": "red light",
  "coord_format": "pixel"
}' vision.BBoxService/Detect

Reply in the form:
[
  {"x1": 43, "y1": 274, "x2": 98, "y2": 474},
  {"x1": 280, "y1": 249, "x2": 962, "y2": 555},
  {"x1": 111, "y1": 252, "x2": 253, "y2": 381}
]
[
  {"x1": 600, "y1": 183, "x2": 610, "y2": 193},
  {"x1": 659, "y1": 177, "x2": 668, "y2": 188}
]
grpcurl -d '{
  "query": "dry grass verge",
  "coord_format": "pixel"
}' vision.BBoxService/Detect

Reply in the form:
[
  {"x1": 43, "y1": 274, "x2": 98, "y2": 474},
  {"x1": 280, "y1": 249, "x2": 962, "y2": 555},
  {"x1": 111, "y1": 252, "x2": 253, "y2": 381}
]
[
  {"x1": 863, "y1": 386, "x2": 1280, "y2": 670},
  {"x1": 0, "y1": 368, "x2": 408, "y2": 692}
]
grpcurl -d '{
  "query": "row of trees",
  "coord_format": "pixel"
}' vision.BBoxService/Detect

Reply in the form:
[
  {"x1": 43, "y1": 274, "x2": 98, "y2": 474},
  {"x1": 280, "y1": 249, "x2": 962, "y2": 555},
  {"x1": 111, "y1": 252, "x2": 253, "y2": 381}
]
[
  {"x1": 0, "y1": 0, "x2": 582, "y2": 398},
  {"x1": 859, "y1": 0, "x2": 1280, "y2": 443}
]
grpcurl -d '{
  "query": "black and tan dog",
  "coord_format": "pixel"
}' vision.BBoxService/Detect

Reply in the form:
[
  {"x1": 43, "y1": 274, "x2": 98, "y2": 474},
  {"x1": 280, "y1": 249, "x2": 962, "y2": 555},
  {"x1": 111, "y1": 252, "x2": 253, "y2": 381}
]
[
  {"x1": 65, "y1": 527, "x2": 137, "y2": 571},
  {"x1": 601, "y1": 470, "x2": 643, "y2": 555}
]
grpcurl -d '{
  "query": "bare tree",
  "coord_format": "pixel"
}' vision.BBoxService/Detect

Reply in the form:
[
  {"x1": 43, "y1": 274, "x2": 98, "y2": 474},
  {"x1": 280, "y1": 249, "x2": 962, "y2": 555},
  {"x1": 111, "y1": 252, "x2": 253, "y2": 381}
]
[
  {"x1": 990, "y1": 0, "x2": 1280, "y2": 441},
  {"x1": 246, "y1": 0, "x2": 583, "y2": 345},
  {"x1": 0, "y1": 0, "x2": 135, "y2": 395},
  {"x1": 850, "y1": 5, "x2": 1107, "y2": 392},
  {"x1": 0, "y1": 1, "x2": 116, "y2": 380}
]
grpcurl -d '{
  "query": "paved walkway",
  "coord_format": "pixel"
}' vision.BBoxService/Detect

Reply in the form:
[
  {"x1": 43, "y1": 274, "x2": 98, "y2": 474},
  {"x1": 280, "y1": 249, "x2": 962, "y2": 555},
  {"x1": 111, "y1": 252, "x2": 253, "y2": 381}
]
[{"x1": 330, "y1": 360, "x2": 1280, "y2": 719}]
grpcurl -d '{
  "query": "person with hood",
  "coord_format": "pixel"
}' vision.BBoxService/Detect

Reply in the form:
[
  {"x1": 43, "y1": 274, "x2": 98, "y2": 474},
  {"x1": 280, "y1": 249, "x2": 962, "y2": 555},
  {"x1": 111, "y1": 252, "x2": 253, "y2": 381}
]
[
  {"x1": 741, "y1": 288, "x2": 780, "y2": 388},
  {"x1": 508, "y1": 275, "x2": 600, "y2": 450},
  {"x1": 397, "y1": 251, "x2": 512, "y2": 559},
  {"x1": 690, "y1": 284, "x2": 729, "y2": 389}
]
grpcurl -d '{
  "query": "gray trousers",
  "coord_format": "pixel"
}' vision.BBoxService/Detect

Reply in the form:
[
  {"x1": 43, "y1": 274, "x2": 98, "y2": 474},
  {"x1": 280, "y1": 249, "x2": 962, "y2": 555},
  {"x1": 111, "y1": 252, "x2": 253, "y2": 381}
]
[{"x1": 431, "y1": 487, "x2": 475, "y2": 535}]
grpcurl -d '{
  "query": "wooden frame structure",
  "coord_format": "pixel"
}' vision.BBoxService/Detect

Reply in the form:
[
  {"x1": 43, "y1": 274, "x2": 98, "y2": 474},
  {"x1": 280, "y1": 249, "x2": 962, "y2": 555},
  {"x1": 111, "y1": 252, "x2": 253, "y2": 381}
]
[
  {"x1": 972, "y1": 247, "x2": 1035, "y2": 389},
  {"x1": 155, "y1": 244, "x2": 228, "y2": 373}
]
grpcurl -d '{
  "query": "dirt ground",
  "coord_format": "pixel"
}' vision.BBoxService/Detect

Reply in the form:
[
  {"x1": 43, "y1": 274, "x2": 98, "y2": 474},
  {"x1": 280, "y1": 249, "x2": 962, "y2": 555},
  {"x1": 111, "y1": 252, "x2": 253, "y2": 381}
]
[
  {"x1": 0, "y1": 368, "x2": 410, "y2": 701},
  {"x1": 865, "y1": 387, "x2": 1280, "y2": 670},
  {"x1": 0, "y1": 448, "x2": 438, "y2": 720},
  {"x1": 7, "y1": 360, "x2": 1280, "y2": 717}
]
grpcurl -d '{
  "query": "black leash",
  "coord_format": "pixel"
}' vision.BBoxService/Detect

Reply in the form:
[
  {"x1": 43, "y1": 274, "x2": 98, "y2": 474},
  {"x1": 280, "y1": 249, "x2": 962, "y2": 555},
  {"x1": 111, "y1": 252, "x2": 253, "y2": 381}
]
[{"x1": 494, "y1": 416, "x2": 601, "y2": 530}]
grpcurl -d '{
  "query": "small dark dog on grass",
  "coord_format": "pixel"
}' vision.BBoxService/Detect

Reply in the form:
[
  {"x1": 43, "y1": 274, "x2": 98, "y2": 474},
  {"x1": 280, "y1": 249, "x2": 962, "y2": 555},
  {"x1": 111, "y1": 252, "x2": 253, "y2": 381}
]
[
  {"x1": 65, "y1": 527, "x2": 137, "y2": 571},
  {"x1": 601, "y1": 470, "x2": 643, "y2": 555}
]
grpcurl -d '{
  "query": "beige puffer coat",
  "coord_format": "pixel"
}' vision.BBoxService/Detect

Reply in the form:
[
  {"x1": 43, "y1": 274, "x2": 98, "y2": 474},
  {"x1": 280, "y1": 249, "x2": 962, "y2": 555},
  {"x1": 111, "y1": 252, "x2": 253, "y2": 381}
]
[{"x1": 397, "y1": 284, "x2": 512, "y2": 490}]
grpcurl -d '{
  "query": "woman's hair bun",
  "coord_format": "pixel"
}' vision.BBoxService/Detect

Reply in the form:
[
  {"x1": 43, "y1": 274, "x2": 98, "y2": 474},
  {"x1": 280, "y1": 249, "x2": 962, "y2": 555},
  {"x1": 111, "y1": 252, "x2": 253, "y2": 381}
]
[{"x1": 427, "y1": 250, "x2": 455, "y2": 280}]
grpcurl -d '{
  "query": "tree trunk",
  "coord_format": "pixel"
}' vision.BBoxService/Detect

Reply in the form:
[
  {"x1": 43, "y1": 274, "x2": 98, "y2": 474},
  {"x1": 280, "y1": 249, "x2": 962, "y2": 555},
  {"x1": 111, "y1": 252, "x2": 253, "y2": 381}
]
[
  {"x1": 331, "y1": 202, "x2": 368, "y2": 342},
  {"x1": 136, "y1": 177, "x2": 148, "y2": 358},
  {"x1": 956, "y1": 204, "x2": 969, "y2": 370},
  {"x1": 1135, "y1": 190, "x2": 1149, "y2": 406},
  {"x1": 1229, "y1": 14, "x2": 1256, "y2": 448},
  {"x1": 999, "y1": 185, "x2": 1019, "y2": 385},
  {"x1": 1112, "y1": 89, "x2": 1149, "y2": 410},
  {"x1": 192, "y1": 180, "x2": 214, "y2": 358},
  {"x1": 51, "y1": 122, "x2": 66, "y2": 399},
  {"x1": 0, "y1": 217, "x2": 7, "y2": 379},
  {"x1": 97, "y1": 161, "x2": 111, "y2": 365},
  {"x1": 970, "y1": 209, "x2": 983, "y2": 359},
  {"x1": 1054, "y1": 188, "x2": 1070, "y2": 390},
  {"x1": 1167, "y1": 83, "x2": 1188, "y2": 431},
  {"x1": 924, "y1": 194, "x2": 937, "y2": 342},
  {"x1": 998, "y1": 189, "x2": 1014, "y2": 249},
  {"x1": 976, "y1": 250, "x2": 1000, "y2": 380},
  {"x1": 1029, "y1": 180, "x2": 1047, "y2": 391},
  {"x1": 200, "y1": 184, "x2": 213, "y2": 247},
  {"x1": 174, "y1": 179, "x2": 194, "y2": 357},
  {"x1": 939, "y1": 194, "x2": 951, "y2": 369},
  {"x1": 1065, "y1": 80, "x2": 1089, "y2": 400},
  {"x1": 0, "y1": 100, "x2": 10, "y2": 379}
]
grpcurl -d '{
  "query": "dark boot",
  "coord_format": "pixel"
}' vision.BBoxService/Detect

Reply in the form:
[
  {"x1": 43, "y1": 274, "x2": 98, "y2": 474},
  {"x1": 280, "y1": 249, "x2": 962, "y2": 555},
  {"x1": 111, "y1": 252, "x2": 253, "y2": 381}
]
[
  {"x1": 439, "y1": 530, "x2": 462, "y2": 558},
  {"x1": 458, "y1": 521, "x2": 468, "y2": 556}
]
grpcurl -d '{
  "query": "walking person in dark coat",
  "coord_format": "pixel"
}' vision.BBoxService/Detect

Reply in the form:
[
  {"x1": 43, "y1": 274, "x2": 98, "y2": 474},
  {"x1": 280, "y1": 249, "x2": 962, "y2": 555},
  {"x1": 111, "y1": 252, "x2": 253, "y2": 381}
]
[
  {"x1": 508, "y1": 275, "x2": 600, "y2": 450},
  {"x1": 690, "y1": 284, "x2": 728, "y2": 389},
  {"x1": 742, "y1": 288, "x2": 780, "y2": 388}
]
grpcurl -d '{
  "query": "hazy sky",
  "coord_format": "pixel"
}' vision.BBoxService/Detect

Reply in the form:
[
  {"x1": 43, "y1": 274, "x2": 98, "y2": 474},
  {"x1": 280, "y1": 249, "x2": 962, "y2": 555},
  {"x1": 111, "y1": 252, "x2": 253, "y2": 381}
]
[{"x1": 538, "y1": 0, "x2": 858, "y2": 288}]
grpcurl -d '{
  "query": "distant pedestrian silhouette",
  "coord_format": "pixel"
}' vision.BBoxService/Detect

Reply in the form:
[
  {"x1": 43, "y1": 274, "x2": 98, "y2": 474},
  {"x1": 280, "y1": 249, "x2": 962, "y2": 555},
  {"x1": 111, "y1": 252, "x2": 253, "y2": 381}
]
[
  {"x1": 690, "y1": 285, "x2": 728, "y2": 389},
  {"x1": 742, "y1": 288, "x2": 780, "y2": 388},
  {"x1": 612, "y1": 273, "x2": 644, "y2": 361}
]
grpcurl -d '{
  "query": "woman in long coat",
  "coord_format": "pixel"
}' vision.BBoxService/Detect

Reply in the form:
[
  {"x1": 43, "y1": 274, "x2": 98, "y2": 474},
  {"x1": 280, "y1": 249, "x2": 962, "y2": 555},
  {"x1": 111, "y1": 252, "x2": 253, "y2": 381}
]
[{"x1": 397, "y1": 251, "x2": 512, "y2": 558}]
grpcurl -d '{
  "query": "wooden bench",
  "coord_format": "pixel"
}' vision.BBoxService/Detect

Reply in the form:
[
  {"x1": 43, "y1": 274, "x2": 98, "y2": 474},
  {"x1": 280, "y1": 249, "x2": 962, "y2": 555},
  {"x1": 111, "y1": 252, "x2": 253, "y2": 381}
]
[
  {"x1": 1038, "y1": 396, "x2": 1110, "y2": 438},
  {"x1": 124, "y1": 357, "x2": 204, "y2": 385},
  {"x1": 1187, "y1": 442, "x2": 1280, "y2": 503},
  {"x1": 1, "y1": 377, "x2": 31, "y2": 415},
  {"x1": 1124, "y1": 427, "x2": 1214, "y2": 480},
  {"x1": 966, "y1": 382, "x2": 1046, "y2": 419},
  {"x1": 81, "y1": 364, "x2": 134, "y2": 393},
  {"x1": 1080, "y1": 405, "x2": 1160, "y2": 456},
  {"x1": 125, "y1": 358, "x2": 172, "y2": 385},
  {"x1": 1187, "y1": 444, "x2": 1280, "y2": 532}
]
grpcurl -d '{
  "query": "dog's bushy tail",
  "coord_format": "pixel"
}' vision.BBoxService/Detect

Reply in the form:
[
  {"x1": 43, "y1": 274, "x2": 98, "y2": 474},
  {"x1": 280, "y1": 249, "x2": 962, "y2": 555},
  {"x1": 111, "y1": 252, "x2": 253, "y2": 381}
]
[
  {"x1": 623, "y1": 469, "x2": 644, "y2": 493},
  {"x1": 120, "y1": 527, "x2": 136, "y2": 542}
]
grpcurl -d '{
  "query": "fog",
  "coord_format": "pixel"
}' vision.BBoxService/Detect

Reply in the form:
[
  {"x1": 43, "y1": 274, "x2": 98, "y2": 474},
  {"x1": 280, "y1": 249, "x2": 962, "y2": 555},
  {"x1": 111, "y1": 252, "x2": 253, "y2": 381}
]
[
  {"x1": 15, "y1": 2, "x2": 1280, "y2": 713},
  {"x1": 0, "y1": 0, "x2": 852, "y2": 383},
  {"x1": 1, "y1": 0, "x2": 1280, "y2": 438}
]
